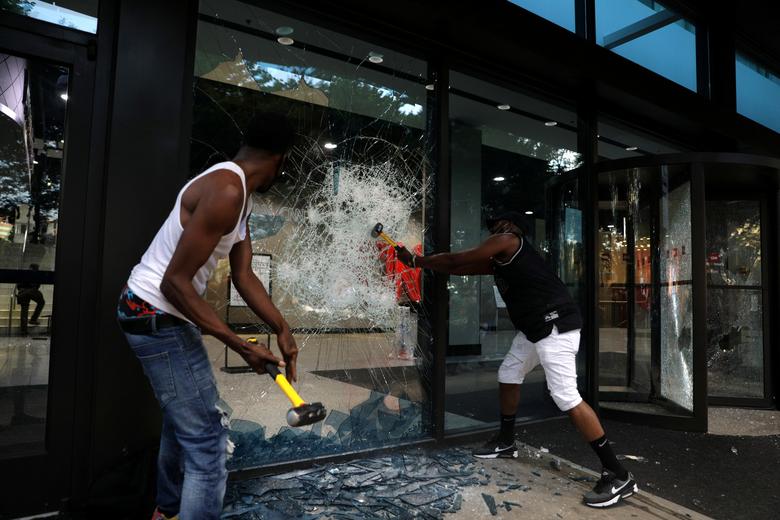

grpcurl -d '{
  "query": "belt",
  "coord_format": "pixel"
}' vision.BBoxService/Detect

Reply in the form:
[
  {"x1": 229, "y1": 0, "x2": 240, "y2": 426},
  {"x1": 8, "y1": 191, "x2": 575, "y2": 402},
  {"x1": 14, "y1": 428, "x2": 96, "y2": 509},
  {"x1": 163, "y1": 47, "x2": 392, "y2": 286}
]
[{"x1": 118, "y1": 313, "x2": 188, "y2": 334}]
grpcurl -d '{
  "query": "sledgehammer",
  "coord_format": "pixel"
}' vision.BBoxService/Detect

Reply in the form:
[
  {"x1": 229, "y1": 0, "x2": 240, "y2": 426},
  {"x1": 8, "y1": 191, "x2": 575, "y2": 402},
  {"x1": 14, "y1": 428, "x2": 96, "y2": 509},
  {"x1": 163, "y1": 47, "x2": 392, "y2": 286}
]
[
  {"x1": 371, "y1": 222, "x2": 399, "y2": 248},
  {"x1": 265, "y1": 363, "x2": 327, "y2": 427}
]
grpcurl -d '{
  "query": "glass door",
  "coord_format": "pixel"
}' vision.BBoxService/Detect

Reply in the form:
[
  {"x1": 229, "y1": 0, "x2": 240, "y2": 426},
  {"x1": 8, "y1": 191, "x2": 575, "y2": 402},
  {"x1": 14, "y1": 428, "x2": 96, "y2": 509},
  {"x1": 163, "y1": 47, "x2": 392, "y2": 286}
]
[
  {"x1": 0, "y1": 53, "x2": 66, "y2": 458},
  {"x1": 0, "y1": 26, "x2": 97, "y2": 513},
  {"x1": 706, "y1": 196, "x2": 771, "y2": 405}
]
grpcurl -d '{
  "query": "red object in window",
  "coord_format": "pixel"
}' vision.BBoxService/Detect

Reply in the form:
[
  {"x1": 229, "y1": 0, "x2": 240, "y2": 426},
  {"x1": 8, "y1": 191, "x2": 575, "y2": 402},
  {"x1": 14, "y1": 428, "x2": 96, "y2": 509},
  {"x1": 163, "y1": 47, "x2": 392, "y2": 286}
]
[{"x1": 377, "y1": 241, "x2": 422, "y2": 303}]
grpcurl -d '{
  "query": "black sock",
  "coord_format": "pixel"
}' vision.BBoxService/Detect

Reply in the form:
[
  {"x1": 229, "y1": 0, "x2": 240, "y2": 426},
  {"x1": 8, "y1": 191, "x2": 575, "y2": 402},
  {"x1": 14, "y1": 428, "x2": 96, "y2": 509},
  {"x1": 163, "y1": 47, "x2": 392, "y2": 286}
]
[
  {"x1": 589, "y1": 435, "x2": 628, "y2": 479},
  {"x1": 499, "y1": 414, "x2": 516, "y2": 444}
]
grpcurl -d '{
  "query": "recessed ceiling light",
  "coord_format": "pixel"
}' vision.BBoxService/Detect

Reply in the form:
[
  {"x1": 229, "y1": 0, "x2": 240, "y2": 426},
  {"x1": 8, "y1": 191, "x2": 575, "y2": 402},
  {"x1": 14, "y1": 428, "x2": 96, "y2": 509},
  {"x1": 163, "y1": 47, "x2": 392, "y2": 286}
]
[
  {"x1": 275, "y1": 26, "x2": 294, "y2": 36},
  {"x1": 277, "y1": 36, "x2": 295, "y2": 45},
  {"x1": 497, "y1": 104, "x2": 511, "y2": 111},
  {"x1": 323, "y1": 142, "x2": 337, "y2": 150},
  {"x1": 60, "y1": 93, "x2": 68, "y2": 101},
  {"x1": 524, "y1": 210, "x2": 533, "y2": 215},
  {"x1": 544, "y1": 121, "x2": 557, "y2": 127},
  {"x1": 493, "y1": 176, "x2": 505, "y2": 182},
  {"x1": 425, "y1": 83, "x2": 435, "y2": 91},
  {"x1": 368, "y1": 52, "x2": 384, "y2": 64},
  {"x1": 625, "y1": 146, "x2": 638, "y2": 151}
]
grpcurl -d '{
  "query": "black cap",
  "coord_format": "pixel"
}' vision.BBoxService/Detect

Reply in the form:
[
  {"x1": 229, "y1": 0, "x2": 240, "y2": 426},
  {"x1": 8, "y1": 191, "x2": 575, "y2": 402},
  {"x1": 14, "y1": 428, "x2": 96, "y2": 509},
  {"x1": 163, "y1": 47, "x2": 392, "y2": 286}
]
[{"x1": 486, "y1": 211, "x2": 529, "y2": 234}]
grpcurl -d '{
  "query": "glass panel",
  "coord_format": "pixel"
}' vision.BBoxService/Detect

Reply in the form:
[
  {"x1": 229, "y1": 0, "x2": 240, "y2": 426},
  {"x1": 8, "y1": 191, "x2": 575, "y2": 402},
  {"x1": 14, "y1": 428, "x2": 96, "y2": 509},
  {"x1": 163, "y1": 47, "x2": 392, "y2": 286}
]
[
  {"x1": 658, "y1": 177, "x2": 693, "y2": 411},
  {"x1": 193, "y1": 1, "x2": 432, "y2": 469},
  {"x1": 0, "y1": 54, "x2": 66, "y2": 456},
  {"x1": 597, "y1": 116, "x2": 686, "y2": 160},
  {"x1": 445, "y1": 71, "x2": 582, "y2": 432},
  {"x1": 598, "y1": 165, "x2": 694, "y2": 417},
  {"x1": 595, "y1": 0, "x2": 697, "y2": 91},
  {"x1": 706, "y1": 200, "x2": 764, "y2": 399},
  {"x1": 736, "y1": 52, "x2": 780, "y2": 134},
  {"x1": 507, "y1": 0, "x2": 576, "y2": 32},
  {"x1": 0, "y1": 0, "x2": 98, "y2": 33}
]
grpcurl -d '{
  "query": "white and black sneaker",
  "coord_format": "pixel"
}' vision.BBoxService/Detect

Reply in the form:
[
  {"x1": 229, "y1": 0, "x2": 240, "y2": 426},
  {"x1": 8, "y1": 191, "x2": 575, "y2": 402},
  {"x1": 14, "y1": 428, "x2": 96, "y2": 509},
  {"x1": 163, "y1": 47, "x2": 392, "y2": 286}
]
[
  {"x1": 583, "y1": 469, "x2": 638, "y2": 508},
  {"x1": 472, "y1": 436, "x2": 518, "y2": 459}
]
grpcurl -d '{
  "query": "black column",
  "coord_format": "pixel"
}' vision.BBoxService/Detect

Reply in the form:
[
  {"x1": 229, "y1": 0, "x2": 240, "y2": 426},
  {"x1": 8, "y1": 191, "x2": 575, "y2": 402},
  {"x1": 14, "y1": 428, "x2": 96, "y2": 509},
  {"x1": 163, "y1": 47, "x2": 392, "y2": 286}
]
[{"x1": 86, "y1": 0, "x2": 198, "y2": 500}]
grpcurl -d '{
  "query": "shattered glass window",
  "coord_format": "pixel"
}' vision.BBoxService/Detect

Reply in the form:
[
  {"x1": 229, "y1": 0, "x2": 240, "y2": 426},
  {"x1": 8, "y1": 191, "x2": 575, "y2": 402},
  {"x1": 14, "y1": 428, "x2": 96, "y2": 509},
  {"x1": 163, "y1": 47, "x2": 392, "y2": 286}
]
[
  {"x1": 192, "y1": 1, "x2": 434, "y2": 469},
  {"x1": 706, "y1": 200, "x2": 764, "y2": 399},
  {"x1": 445, "y1": 71, "x2": 584, "y2": 432},
  {"x1": 659, "y1": 176, "x2": 693, "y2": 412}
]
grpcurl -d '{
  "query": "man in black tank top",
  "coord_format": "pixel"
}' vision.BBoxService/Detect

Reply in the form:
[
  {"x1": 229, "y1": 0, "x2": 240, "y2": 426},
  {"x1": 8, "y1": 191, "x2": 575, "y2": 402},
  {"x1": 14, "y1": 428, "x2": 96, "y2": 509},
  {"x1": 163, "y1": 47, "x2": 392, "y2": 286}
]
[{"x1": 396, "y1": 211, "x2": 637, "y2": 508}]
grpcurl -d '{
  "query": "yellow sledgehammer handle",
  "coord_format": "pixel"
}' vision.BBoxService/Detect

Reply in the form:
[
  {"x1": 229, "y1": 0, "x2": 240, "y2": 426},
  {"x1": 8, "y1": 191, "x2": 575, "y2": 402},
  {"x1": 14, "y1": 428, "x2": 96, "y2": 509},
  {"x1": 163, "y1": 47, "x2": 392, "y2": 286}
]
[
  {"x1": 378, "y1": 232, "x2": 399, "y2": 248},
  {"x1": 265, "y1": 363, "x2": 304, "y2": 407}
]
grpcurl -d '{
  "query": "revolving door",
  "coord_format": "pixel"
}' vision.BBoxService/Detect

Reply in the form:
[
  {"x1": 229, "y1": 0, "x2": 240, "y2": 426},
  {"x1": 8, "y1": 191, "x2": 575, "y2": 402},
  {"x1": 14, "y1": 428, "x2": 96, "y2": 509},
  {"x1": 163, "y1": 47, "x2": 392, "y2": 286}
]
[
  {"x1": 594, "y1": 158, "x2": 707, "y2": 430},
  {"x1": 592, "y1": 153, "x2": 780, "y2": 430}
]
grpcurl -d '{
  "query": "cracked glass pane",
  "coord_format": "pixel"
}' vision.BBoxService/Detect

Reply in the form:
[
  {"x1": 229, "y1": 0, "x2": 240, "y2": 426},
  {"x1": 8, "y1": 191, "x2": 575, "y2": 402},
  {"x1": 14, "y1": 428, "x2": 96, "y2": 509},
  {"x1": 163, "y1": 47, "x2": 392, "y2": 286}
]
[
  {"x1": 706, "y1": 200, "x2": 764, "y2": 399},
  {"x1": 659, "y1": 177, "x2": 693, "y2": 412},
  {"x1": 192, "y1": 1, "x2": 433, "y2": 469}
]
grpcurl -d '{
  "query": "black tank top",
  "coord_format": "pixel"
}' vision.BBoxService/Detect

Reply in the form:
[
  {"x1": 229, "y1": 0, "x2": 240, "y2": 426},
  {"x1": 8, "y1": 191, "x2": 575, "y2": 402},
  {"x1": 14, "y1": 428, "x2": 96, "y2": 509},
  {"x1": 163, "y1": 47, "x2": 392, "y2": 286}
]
[{"x1": 493, "y1": 234, "x2": 582, "y2": 342}]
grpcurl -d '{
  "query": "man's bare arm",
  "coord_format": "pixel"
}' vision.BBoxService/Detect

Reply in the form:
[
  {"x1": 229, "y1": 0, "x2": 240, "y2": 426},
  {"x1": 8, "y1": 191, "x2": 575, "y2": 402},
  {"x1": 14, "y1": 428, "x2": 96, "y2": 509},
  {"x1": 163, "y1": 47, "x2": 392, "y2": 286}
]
[
  {"x1": 160, "y1": 177, "x2": 283, "y2": 374},
  {"x1": 230, "y1": 228, "x2": 299, "y2": 381},
  {"x1": 397, "y1": 234, "x2": 519, "y2": 275}
]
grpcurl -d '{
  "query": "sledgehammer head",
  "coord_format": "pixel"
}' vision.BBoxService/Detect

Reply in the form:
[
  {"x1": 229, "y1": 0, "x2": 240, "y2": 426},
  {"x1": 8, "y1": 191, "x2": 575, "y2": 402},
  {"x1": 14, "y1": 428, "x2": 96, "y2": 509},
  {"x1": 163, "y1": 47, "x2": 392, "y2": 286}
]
[
  {"x1": 287, "y1": 402, "x2": 327, "y2": 427},
  {"x1": 371, "y1": 222, "x2": 383, "y2": 238}
]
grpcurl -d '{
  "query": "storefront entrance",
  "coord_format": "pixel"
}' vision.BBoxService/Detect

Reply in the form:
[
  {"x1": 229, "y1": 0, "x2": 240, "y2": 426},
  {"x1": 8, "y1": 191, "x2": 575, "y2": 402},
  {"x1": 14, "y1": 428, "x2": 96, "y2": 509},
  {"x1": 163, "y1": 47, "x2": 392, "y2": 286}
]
[{"x1": 593, "y1": 154, "x2": 779, "y2": 431}]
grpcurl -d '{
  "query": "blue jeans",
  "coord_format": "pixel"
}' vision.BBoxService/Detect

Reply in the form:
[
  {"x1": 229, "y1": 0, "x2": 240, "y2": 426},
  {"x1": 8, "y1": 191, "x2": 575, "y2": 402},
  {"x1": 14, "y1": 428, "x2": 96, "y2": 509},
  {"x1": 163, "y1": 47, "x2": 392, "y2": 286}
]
[{"x1": 122, "y1": 321, "x2": 228, "y2": 519}]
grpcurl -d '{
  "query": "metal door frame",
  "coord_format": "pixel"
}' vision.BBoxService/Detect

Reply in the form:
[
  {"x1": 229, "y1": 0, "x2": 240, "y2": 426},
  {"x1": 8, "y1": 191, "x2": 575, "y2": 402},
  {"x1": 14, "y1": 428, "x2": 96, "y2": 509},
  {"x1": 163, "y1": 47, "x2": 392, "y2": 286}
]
[{"x1": 0, "y1": 12, "x2": 101, "y2": 515}]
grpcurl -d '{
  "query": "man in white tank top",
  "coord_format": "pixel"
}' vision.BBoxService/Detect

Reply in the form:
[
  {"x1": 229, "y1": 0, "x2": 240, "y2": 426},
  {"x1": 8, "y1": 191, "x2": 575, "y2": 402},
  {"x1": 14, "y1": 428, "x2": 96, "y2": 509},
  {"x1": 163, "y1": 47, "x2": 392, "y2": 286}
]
[{"x1": 117, "y1": 112, "x2": 296, "y2": 520}]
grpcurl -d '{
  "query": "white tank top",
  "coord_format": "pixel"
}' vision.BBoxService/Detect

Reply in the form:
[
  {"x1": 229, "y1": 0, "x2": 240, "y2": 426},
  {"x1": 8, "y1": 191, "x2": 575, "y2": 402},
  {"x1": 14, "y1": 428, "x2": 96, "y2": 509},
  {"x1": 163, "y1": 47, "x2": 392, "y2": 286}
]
[{"x1": 127, "y1": 161, "x2": 253, "y2": 321}]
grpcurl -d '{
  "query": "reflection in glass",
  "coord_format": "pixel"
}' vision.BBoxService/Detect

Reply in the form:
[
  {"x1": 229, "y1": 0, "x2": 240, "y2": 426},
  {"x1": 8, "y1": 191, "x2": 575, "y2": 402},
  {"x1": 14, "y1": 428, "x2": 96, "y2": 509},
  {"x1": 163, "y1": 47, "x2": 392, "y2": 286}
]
[
  {"x1": 598, "y1": 165, "x2": 695, "y2": 416},
  {"x1": 595, "y1": 0, "x2": 696, "y2": 91},
  {"x1": 706, "y1": 200, "x2": 764, "y2": 399},
  {"x1": 445, "y1": 72, "x2": 582, "y2": 432},
  {"x1": 193, "y1": 1, "x2": 432, "y2": 469},
  {"x1": 736, "y1": 52, "x2": 780, "y2": 133},
  {"x1": 597, "y1": 116, "x2": 685, "y2": 160},
  {"x1": 0, "y1": 0, "x2": 98, "y2": 33},
  {"x1": 0, "y1": 54, "x2": 65, "y2": 456}
]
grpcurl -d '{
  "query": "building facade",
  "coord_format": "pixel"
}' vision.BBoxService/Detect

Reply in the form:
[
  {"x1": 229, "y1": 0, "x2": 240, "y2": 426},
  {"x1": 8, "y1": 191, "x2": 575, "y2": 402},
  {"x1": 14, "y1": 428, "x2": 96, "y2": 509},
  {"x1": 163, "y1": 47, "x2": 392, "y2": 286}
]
[{"x1": 0, "y1": 0, "x2": 778, "y2": 516}]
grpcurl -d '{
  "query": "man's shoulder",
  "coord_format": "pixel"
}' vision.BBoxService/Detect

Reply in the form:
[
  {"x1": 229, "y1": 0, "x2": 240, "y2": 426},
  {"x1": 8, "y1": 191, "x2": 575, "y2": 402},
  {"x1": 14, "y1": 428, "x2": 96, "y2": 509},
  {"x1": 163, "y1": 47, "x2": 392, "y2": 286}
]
[{"x1": 199, "y1": 169, "x2": 244, "y2": 205}]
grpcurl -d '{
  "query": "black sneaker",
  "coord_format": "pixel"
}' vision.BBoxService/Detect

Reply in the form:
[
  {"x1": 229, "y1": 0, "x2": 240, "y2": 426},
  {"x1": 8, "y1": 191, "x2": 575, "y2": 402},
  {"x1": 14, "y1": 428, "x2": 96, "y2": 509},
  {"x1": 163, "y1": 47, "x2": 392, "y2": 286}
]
[
  {"x1": 472, "y1": 435, "x2": 518, "y2": 459},
  {"x1": 583, "y1": 469, "x2": 638, "y2": 508}
]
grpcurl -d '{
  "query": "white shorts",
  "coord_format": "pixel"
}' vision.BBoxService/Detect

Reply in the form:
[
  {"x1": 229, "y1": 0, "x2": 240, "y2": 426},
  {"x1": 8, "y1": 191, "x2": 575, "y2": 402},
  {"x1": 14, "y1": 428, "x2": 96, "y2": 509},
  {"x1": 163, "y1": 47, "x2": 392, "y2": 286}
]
[{"x1": 497, "y1": 326, "x2": 583, "y2": 412}]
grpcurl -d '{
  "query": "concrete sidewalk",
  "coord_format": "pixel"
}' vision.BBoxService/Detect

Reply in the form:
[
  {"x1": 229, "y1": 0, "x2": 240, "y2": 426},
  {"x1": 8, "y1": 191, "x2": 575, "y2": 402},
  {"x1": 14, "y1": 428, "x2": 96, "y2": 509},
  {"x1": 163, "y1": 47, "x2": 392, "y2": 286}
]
[{"x1": 452, "y1": 442, "x2": 711, "y2": 519}]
